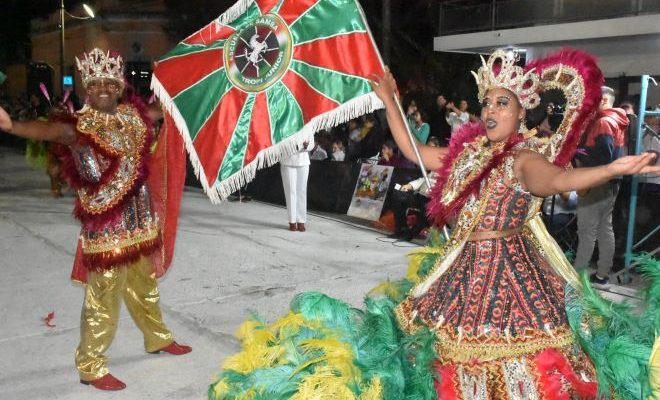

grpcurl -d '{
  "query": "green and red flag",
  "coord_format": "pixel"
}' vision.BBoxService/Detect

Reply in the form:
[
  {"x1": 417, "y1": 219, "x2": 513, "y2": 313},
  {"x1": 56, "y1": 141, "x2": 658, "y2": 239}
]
[{"x1": 152, "y1": 0, "x2": 385, "y2": 202}]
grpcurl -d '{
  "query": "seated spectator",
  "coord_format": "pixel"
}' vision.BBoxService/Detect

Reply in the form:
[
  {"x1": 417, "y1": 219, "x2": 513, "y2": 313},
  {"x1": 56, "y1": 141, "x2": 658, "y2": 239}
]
[
  {"x1": 377, "y1": 140, "x2": 400, "y2": 167},
  {"x1": 389, "y1": 170, "x2": 438, "y2": 241},
  {"x1": 378, "y1": 140, "x2": 416, "y2": 169},
  {"x1": 331, "y1": 139, "x2": 345, "y2": 161},
  {"x1": 309, "y1": 138, "x2": 328, "y2": 160}
]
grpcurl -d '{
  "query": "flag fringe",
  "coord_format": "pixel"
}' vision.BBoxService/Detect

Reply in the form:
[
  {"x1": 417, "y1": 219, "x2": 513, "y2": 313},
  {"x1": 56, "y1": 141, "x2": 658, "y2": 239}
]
[
  {"x1": 216, "y1": 0, "x2": 256, "y2": 27},
  {"x1": 150, "y1": 75, "x2": 220, "y2": 203},
  {"x1": 213, "y1": 92, "x2": 384, "y2": 202},
  {"x1": 152, "y1": 71, "x2": 384, "y2": 203}
]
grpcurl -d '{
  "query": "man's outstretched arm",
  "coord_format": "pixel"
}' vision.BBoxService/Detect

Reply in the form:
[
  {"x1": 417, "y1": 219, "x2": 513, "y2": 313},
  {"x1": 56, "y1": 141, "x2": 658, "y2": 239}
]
[{"x1": 0, "y1": 105, "x2": 75, "y2": 145}]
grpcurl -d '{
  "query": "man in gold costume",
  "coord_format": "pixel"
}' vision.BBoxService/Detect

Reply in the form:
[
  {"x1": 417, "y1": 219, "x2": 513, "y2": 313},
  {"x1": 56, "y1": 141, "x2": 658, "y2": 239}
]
[{"x1": 0, "y1": 48, "x2": 190, "y2": 391}]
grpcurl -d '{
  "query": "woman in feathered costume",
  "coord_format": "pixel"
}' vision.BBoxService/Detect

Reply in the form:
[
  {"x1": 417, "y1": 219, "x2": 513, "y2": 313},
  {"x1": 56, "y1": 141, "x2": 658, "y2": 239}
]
[{"x1": 210, "y1": 49, "x2": 660, "y2": 399}]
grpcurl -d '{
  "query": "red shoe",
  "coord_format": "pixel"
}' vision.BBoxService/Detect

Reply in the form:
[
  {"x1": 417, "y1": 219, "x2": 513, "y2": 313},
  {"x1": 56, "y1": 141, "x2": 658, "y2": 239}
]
[
  {"x1": 150, "y1": 341, "x2": 192, "y2": 355},
  {"x1": 288, "y1": 223, "x2": 297, "y2": 231},
  {"x1": 297, "y1": 223, "x2": 306, "y2": 232},
  {"x1": 80, "y1": 373, "x2": 126, "y2": 391}
]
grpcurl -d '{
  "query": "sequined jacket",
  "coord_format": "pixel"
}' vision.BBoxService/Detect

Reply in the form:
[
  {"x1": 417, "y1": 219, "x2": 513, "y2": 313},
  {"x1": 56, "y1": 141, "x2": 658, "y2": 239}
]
[{"x1": 58, "y1": 104, "x2": 161, "y2": 271}]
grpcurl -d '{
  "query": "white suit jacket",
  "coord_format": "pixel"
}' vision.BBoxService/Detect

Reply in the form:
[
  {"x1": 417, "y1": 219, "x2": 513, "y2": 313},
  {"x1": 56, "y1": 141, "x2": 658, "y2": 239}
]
[{"x1": 281, "y1": 141, "x2": 314, "y2": 167}]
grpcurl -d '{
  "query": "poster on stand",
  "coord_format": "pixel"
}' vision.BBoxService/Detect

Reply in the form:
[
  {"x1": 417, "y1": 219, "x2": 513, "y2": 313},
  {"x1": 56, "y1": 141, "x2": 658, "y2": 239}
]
[{"x1": 347, "y1": 163, "x2": 393, "y2": 221}]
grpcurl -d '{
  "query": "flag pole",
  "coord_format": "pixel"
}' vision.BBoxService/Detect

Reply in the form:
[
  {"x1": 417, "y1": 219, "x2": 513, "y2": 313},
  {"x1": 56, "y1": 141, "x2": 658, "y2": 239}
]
[
  {"x1": 356, "y1": 0, "x2": 448, "y2": 240},
  {"x1": 392, "y1": 96, "x2": 432, "y2": 190},
  {"x1": 355, "y1": 1, "x2": 431, "y2": 190}
]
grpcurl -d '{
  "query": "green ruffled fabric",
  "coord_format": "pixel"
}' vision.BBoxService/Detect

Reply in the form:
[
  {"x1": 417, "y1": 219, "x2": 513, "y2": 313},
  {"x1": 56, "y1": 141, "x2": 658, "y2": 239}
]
[
  {"x1": 208, "y1": 232, "x2": 447, "y2": 400},
  {"x1": 210, "y1": 230, "x2": 659, "y2": 399},
  {"x1": 566, "y1": 254, "x2": 660, "y2": 399}
]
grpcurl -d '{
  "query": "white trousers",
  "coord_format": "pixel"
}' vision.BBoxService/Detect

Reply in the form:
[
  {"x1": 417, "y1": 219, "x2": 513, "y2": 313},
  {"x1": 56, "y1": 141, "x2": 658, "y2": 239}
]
[{"x1": 280, "y1": 164, "x2": 309, "y2": 223}]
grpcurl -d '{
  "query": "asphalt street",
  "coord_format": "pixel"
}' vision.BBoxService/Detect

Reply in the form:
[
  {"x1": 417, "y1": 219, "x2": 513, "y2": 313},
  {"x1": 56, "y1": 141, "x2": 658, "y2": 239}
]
[{"x1": 0, "y1": 148, "x2": 411, "y2": 399}]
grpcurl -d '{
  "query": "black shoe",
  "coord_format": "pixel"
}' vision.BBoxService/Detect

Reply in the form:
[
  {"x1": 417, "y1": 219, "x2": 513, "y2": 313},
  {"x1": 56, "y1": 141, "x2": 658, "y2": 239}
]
[
  {"x1": 387, "y1": 230, "x2": 404, "y2": 239},
  {"x1": 589, "y1": 273, "x2": 610, "y2": 289},
  {"x1": 402, "y1": 232, "x2": 416, "y2": 242},
  {"x1": 228, "y1": 194, "x2": 251, "y2": 202}
]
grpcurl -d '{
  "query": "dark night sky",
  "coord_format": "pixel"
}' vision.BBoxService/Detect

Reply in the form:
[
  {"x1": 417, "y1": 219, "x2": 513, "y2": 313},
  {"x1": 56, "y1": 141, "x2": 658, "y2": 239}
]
[
  {"x1": 0, "y1": 0, "x2": 440, "y2": 66},
  {"x1": 0, "y1": 0, "x2": 479, "y2": 107},
  {"x1": 0, "y1": 0, "x2": 76, "y2": 65}
]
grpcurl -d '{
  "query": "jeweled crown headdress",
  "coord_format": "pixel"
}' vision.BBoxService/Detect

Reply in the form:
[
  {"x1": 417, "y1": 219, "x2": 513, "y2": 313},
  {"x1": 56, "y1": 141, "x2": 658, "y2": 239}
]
[
  {"x1": 471, "y1": 49, "x2": 540, "y2": 110},
  {"x1": 76, "y1": 48, "x2": 125, "y2": 89}
]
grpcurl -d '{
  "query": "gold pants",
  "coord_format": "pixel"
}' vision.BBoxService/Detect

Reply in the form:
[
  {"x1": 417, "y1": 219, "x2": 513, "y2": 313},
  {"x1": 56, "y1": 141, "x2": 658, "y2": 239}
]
[{"x1": 75, "y1": 256, "x2": 173, "y2": 381}]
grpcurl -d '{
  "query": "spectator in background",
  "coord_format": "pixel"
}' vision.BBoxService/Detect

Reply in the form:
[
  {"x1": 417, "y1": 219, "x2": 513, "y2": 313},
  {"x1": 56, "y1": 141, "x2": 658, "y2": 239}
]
[
  {"x1": 538, "y1": 102, "x2": 557, "y2": 137},
  {"x1": 346, "y1": 119, "x2": 363, "y2": 160},
  {"x1": 641, "y1": 104, "x2": 660, "y2": 187},
  {"x1": 358, "y1": 114, "x2": 380, "y2": 158},
  {"x1": 619, "y1": 101, "x2": 637, "y2": 155},
  {"x1": 309, "y1": 137, "x2": 328, "y2": 160},
  {"x1": 573, "y1": 86, "x2": 629, "y2": 288},
  {"x1": 408, "y1": 109, "x2": 430, "y2": 144},
  {"x1": 331, "y1": 139, "x2": 345, "y2": 161},
  {"x1": 446, "y1": 99, "x2": 471, "y2": 134},
  {"x1": 377, "y1": 139, "x2": 414, "y2": 168},
  {"x1": 388, "y1": 137, "x2": 441, "y2": 241},
  {"x1": 378, "y1": 140, "x2": 397, "y2": 166},
  {"x1": 620, "y1": 102, "x2": 634, "y2": 115},
  {"x1": 405, "y1": 100, "x2": 418, "y2": 126},
  {"x1": 429, "y1": 94, "x2": 452, "y2": 145}
]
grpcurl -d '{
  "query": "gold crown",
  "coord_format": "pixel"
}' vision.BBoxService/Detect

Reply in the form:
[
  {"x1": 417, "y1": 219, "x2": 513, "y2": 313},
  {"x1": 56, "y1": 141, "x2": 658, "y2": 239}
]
[
  {"x1": 471, "y1": 49, "x2": 540, "y2": 110},
  {"x1": 76, "y1": 48, "x2": 125, "y2": 89}
]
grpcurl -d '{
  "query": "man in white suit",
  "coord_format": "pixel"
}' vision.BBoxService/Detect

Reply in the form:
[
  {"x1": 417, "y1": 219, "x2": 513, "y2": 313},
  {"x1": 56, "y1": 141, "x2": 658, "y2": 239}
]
[{"x1": 280, "y1": 141, "x2": 314, "y2": 231}]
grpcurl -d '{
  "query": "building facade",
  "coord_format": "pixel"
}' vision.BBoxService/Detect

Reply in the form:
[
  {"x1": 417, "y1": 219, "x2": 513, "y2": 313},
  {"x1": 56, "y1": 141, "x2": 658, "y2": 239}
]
[
  {"x1": 30, "y1": 0, "x2": 173, "y2": 99},
  {"x1": 435, "y1": 0, "x2": 660, "y2": 106}
]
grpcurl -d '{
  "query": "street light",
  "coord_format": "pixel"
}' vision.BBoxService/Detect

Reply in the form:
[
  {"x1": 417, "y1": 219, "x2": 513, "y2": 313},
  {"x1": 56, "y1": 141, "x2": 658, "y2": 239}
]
[{"x1": 59, "y1": 1, "x2": 95, "y2": 95}]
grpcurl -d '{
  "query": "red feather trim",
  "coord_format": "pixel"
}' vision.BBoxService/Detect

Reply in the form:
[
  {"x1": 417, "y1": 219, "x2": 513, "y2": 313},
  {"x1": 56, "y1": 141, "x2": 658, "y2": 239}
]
[
  {"x1": 82, "y1": 233, "x2": 162, "y2": 271},
  {"x1": 49, "y1": 111, "x2": 120, "y2": 192},
  {"x1": 57, "y1": 143, "x2": 121, "y2": 193},
  {"x1": 434, "y1": 362, "x2": 459, "y2": 400},
  {"x1": 123, "y1": 90, "x2": 155, "y2": 141},
  {"x1": 534, "y1": 349, "x2": 598, "y2": 399},
  {"x1": 426, "y1": 122, "x2": 522, "y2": 227},
  {"x1": 524, "y1": 49, "x2": 603, "y2": 167}
]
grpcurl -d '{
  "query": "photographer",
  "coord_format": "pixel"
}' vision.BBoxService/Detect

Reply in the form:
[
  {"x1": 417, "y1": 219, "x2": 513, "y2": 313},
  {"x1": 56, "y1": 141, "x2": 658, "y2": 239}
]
[
  {"x1": 446, "y1": 99, "x2": 471, "y2": 134},
  {"x1": 388, "y1": 137, "x2": 440, "y2": 241}
]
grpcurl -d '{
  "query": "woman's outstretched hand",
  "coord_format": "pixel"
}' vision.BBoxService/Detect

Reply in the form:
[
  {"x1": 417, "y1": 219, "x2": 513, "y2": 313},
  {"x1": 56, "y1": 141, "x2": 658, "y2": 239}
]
[
  {"x1": 0, "y1": 106, "x2": 12, "y2": 133},
  {"x1": 369, "y1": 67, "x2": 397, "y2": 104},
  {"x1": 607, "y1": 152, "x2": 660, "y2": 176}
]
